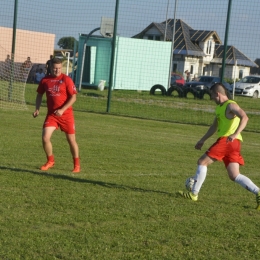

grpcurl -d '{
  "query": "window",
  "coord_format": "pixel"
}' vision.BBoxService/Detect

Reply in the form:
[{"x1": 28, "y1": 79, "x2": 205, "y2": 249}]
[
  {"x1": 242, "y1": 76, "x2": 260, "y2": 83},
  {"x1": 213, "y1": 77, "x2": 221, "y2": 83},
  {"x1": 219, "y1": 68, "x2": 222, "y2": 78},
  {"x1": 239, "y1": 70, "x2": 243, "y2": 79},
  {"x1": 206, "y1": 40, "x2": 212, "y2": 54},
  {"x1": 147, "y1": 35, "x2": 160, "y2": 41},
  {"x1": 190, "y1": 65, "x2": 193, "y2": 74}
]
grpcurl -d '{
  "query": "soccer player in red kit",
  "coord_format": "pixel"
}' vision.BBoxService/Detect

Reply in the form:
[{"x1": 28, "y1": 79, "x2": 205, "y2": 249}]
[{"x1": 33, "y1": 58, "x2": 80, "y2": 173}]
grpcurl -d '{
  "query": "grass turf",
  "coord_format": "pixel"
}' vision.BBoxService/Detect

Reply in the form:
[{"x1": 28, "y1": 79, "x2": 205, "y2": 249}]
[{"x1": 0, "y1": 84, "x2": 260, "y2": 259}]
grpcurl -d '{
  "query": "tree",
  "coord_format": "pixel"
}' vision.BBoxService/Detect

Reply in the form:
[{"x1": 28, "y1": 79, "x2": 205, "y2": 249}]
[{"x1": 57, "y1": 37, "x2": 78, "y2": 50}]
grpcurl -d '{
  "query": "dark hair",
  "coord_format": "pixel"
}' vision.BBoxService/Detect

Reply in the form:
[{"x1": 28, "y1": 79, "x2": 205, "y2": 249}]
[
  {"x1": 211, "y1": 82, "x2": 232, "y2": 99},
  {"x1": 51, "y1": 57, "x2": 62, "y2": 65}
]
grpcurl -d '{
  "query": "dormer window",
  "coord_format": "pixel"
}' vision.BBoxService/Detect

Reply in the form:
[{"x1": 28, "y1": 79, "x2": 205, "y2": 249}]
[
  {"x1": 206, "y1": 39, "x2": 212, "y2": 54},
  {"x1": 147, "y1": 35, "x2": 161, "y2": 41}
]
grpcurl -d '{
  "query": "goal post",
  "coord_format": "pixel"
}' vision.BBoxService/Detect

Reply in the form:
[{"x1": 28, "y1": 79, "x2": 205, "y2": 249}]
[{"x1": 0, "y1": 49, "x2": 29, "y2": 110}]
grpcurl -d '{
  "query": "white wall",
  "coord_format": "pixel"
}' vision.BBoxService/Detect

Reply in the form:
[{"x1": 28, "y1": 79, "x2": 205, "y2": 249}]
[
  {"x1": 209, "y1": 64, "x2": 250, "y2": 79},
  {"x1": 113, "y1": 37, "x2": 172, "y2": 91},
  {"x1": 184, "y1": 57, "x2": 200, "y2": 78}
]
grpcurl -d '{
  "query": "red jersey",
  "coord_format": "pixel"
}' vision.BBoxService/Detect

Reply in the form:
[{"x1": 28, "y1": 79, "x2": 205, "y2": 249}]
[{"x1": 37, "y1": 74, "x2": 77, "y2": 115}]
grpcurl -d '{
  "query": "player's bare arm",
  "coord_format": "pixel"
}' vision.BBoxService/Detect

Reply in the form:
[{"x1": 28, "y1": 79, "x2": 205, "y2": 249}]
[
  {"x1": 195, "y1": 117, "x2": 218, "y2": 150},
  {"x1": 54, "y1": 94, "x2": 77, "y2": 117},
  {"x1": 226, "y1": 102, "x2": 248, "y2": 141},
  {"x1": 33, "y1": 93, "x2": 43, "y2": 118}
]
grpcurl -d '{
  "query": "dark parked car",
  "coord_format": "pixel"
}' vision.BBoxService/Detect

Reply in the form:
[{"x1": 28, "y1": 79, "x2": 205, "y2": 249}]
[
  {"x1": 184, "y1": 76, "x2": 230, "y2": 90},
  {"x1": 182, "y1": 76, "x2": 230, "y2": 99}
]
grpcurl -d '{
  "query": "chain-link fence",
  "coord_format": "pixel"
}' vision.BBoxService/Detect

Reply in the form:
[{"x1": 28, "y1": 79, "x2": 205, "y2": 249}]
[{"x1": 1, "y1": 1, "x2": 260, "y2": 131}]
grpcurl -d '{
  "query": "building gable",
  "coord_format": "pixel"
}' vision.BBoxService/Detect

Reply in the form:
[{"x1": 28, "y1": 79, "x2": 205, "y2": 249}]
[
  {"x1": 133, "y1": 19, "x2": 222, "y2": 57},
  {"x1": 212, "y1": 45, "x2": 257, "y2": 67}
]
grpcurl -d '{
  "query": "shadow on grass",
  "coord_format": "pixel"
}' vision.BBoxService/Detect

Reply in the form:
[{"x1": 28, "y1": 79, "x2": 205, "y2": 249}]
[
  {"x1": 0, "y1": 166, "x2": 172, "y2": 196},
  {"x1": 83, "y1": 92, "x2": 106, "y2": 98}
]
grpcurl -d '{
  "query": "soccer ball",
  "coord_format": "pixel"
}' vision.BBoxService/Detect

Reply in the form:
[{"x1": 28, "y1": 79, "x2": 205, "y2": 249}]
[{"x1": 185, "y1": 177, "x2": 195, "y2": 191}]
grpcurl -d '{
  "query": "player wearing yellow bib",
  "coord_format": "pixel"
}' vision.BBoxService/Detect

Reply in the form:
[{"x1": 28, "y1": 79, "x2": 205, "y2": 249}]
[{"x1": 179, "y1": 83, "x2": 260, "y2": 210}]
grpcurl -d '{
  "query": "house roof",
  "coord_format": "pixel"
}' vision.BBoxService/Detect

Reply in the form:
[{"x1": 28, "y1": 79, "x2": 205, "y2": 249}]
[
  {"x1": 133, "y1": 19, "x2": 221, "y2": 57},
  {"x1": 254, "y1": 58, "x2": 260, "y2": 65},
  {"x1": 250, "y1": 59, "x2": 260, "y2": 74},
  {"x1": 133, "y1": 19, "x2": 257, "y2": 67},
  {"x1": 212, "y1": 45, "x2": 257, "y2": 67}
]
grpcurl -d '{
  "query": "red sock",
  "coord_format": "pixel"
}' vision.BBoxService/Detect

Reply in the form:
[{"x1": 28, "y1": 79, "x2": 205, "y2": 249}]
[
  {"x1": 73, "y1": 157, "x2": 80, "y2": 166},
  {"x1": 47, "y1": 155, "x2": 54, "y2": 162}
]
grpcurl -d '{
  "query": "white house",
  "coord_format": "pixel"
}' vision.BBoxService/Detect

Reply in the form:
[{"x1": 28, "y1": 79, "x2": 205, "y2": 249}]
[{"x1": 133, "y1": 19, "x2": 257, "y2": 80}]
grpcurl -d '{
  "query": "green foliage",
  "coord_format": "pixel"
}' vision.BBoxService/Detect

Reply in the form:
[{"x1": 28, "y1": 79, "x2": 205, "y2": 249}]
[
  {"x1": 224, "y1": 77, "x2": 240, "y2": 84},
  {"x1": 0, "y1": 84, "x2": 260, "y2": 259},
  {"x1": 173, "y1": 70, "x2": 183, "y2": 76},
  {"x1": 57, "y1": 36, "x2": 78, "y2": 50}
]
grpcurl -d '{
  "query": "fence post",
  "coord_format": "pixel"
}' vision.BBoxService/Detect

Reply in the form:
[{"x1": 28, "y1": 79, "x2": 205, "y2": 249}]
[
  {"x1": 221, "y1": 0, "x2": 233, "y2": 83},
  {"x1": 9, "y1": 0, "x2": 18, "y2": 101},
  {"x1": 106, "y1": 0, "x2": 120, "y2": 113}
]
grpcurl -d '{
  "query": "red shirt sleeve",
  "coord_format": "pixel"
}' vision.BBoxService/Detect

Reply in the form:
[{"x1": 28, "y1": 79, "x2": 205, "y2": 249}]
[{"x1": 64, "y1": 75, "x2": 77, "y2": 96}]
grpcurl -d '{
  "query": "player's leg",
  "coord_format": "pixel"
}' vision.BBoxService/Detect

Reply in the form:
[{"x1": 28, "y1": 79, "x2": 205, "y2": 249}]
[
  {"x1": 225, "y1": 139, "x2": 260, "y2": 209},
  {"x1": 227, "y1": 162, "x2": 260, "y2": 209},
  {"x1": 228, "y1": 162, "x2": 258, "y2": 192},
  {"x1": 65, "y1": 133, "x2": 79, "y2": 158},
  {"x1": 189, "y1": 138, "x2": 225, "y2": 196},
  {"x1": 192, "y1": 154, "x2": 215, "y2": 194},
  {"x1": 60, "y1": 114, "x2": 80, "y2": 173},
  {"x1": 178, "y1": 138, "x2": 226, "y2": 200},
  {"x1": 40, "y1": 126, "x2": 56, "y2": 170},
  {"x1": 65, "y1": 133, "x2": 80, "y2": 173},
  {"x1": 178, "y1": 153, "x2": 215, "y2": 200}
]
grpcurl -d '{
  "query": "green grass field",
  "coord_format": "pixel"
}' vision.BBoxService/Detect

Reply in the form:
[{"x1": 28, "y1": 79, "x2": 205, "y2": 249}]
[{"x1": 0, "y1": 84, "x2": 260, "y2": 259}]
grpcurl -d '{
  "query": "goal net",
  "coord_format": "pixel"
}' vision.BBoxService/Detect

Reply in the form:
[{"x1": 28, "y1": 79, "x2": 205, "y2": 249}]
[{"x1": 0, "y1": 47, "x2": 28, "y2": 110}]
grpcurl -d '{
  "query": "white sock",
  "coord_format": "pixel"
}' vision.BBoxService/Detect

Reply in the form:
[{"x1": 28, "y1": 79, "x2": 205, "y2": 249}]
[
  {"x1": 234, "y1": 174, "x2": 260, "y2": 194},
  {"x1": 192, "y1": 165, "x2": 207, "y2": 195}
]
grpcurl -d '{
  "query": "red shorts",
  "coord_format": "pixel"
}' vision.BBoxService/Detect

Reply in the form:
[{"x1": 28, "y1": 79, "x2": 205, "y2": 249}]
[
  {"x1": 206, "y1": 137, "x2": 244, "y2": 167},
  {"x1": 43, "y1": 113, "x2": 75, "y2": 134}
]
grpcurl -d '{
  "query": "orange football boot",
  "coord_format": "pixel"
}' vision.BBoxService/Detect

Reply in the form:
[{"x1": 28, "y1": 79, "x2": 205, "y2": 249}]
[
  {"x1": 40, "y1": 161, "x2": 55, "y2": 171},
  {"x1": 72, "y1": 165, "x2": 80, "y2": 173}
]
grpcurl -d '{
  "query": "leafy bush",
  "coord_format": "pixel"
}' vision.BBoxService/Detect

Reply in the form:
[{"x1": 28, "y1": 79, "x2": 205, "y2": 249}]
[{"x1": 224, "y1": 78, "x2": 240, "y2": 84}]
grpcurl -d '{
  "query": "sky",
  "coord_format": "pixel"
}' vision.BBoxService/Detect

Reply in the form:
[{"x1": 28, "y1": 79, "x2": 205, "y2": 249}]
[{"x1": 1, "y1": 0, "x2": 259, "y2": 61}]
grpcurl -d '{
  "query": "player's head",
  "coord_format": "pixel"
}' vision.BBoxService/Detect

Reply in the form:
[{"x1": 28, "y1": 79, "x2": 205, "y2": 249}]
[
  {"x1": 50, "y1": 58, "x2": 62, "y2": 77},
  {"x1": 210, "y1": 83, "x2": 229, "y2": 104}
]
